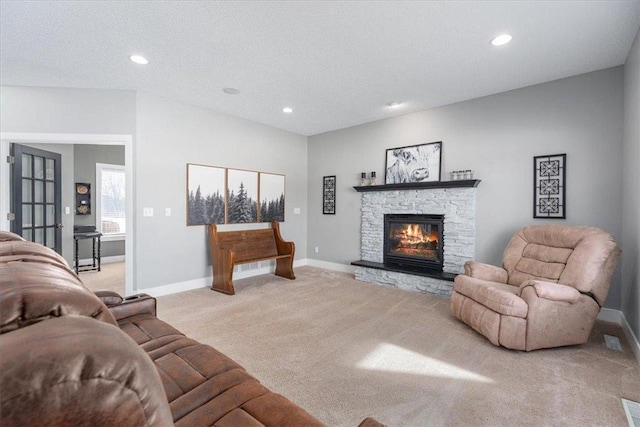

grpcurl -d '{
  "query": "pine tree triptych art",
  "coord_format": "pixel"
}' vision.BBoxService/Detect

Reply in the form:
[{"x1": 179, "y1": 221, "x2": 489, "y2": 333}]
[{"x1": 187, "y1": 164, "x2": 285, "y2": 226}]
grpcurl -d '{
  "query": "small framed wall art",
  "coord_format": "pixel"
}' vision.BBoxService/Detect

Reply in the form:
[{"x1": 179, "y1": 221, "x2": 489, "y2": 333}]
[
  {"x1": 533, "y1": 153, "x2": 566, "y2": 219},
  {"x1": 323, "y1": 175, "x2": 336, "y2": 215},
  {"x1": 385, "y1": 141, "x2": 442, "y2": 184}
]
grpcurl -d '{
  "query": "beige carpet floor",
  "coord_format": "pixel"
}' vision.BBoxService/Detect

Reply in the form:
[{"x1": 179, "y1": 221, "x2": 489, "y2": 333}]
[
  {"x1": 80, "y1": 262, "x2": 125, "y2": 295},
  {"x1": 155, "y1": 266, "x2": 640, "y2": 427}
]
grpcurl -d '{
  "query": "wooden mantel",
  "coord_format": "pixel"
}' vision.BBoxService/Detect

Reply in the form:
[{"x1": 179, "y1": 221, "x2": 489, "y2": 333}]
[{"x1": 353, "y1": 179, "x2": 481, "y2": 192}]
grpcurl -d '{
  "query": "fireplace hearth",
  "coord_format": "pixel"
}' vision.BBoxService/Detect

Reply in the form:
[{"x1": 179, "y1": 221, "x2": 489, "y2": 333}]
[{"x1": 384, "y1": 214, "x2": 444, "y2": 271}]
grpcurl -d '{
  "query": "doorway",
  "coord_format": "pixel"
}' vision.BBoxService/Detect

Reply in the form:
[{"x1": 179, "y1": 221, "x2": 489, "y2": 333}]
[{"x1": 1, "y1": 132, "x2": 134, "y2": 296}]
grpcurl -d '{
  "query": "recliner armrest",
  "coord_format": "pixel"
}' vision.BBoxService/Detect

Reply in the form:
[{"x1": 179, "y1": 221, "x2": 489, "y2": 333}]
[
  {"x1": 520, "y1": 280, "x2": 581, "y2": 304},
  {"x1": 106, "y1": 293, "x2": 157, "y2": 321},
  {"x1": 463, "y1": 261, "x2": 508, "y2": 283}
]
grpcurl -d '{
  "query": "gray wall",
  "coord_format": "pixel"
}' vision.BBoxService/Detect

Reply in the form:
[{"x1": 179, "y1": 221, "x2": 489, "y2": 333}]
[
  {"x1": 0, "y1": 85, "x2": 136, "y2": 275},
  {"x1": 622, "y1": 29, "x2": 640, "y2": 343},
  {"x1": 0, "y1": 87, "x2": 308, "y2": 293},
  {"x1": 0, "y1": 86, "x2": 136, "y2": 135},
  {"x1": 307, "y1": 67, "x2": 624, "y2": 309},
  {"x1": 1, "y1": 65, "x2": 632, "y2": 314},
  {"x1": 133, "y1": 92, "x2": 308, "y2": 290},
  {"x1": 74, "y1": 144, "x2": 126, "y2": 259}
]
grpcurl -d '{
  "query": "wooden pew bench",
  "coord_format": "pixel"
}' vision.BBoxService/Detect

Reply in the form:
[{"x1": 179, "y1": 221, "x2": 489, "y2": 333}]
[{"x1": 207, "y1": 221, "x2": 295, "y2": 295}]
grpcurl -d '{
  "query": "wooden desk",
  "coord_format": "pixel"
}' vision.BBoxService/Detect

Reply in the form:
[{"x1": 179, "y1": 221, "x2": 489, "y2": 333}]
[{"x1": 73, "y1": 232, "x2": 102, "y2": 273}]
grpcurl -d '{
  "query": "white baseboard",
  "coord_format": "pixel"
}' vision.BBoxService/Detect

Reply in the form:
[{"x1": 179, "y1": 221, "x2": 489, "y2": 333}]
[
  {"x1": 142, "y1": 258, "x2": 310, "y2": 298},
  {"x1": 144, "y1": 276, "x2": 211, "y2": 298},
  {"x1": 598, "y1": 308, "x2": 640, "y2": 366},
  {"x1": 305, "y1": 258, "x2": 355, "y2": 274},
  {"x1": 597, "y1": 307, "x2": 622, "y2": 323},
  {"x1": 78, "y1": 255, "x2": 125, "y2": 265}
]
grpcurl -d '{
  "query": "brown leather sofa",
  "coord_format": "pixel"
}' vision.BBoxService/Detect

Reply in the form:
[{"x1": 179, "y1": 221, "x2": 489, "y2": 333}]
[{"x1": 0, "y1": 231, "x2": 382, "y2": 427}]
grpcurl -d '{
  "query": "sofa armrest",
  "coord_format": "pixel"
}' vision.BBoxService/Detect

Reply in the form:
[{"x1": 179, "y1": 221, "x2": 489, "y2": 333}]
[
  {"x1": 520, "y1": 280, "x2": 581, "y2": 304},
  {"x1": 107, "y1": 293, "x2": 157, "y2": 321},
  {"x1": 463, "y1": 261, "x2": 508, "y2": 283},
  {"x1": 94, "y1": 290, "x2": 124, "y2": 307}
]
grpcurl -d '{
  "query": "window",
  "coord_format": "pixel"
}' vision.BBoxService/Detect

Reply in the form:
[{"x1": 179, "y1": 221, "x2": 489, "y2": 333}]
[{"x1": 96, "y1": 163, "x2": 125, "y2": 239}]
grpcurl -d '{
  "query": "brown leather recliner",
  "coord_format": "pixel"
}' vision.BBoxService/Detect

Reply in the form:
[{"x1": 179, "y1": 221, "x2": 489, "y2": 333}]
[{"x1": 450, "y1": 225, "x2": 621, "y2": 351}]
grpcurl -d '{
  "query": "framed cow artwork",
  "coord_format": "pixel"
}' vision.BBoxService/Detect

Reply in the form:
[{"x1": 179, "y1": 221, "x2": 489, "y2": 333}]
[{"x1": 385, "y1": 141, "x2": 442, "y2": 184}]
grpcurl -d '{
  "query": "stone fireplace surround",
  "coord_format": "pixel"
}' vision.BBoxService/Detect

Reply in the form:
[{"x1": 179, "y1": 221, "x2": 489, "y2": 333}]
[{"x1": 352, "y1": 181, "x2": 479, "y2": 297}]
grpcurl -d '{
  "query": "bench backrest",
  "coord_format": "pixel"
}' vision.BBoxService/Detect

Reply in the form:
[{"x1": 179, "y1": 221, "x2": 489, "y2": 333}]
[{"x1": 214, "y1": 228, "x2": 278, "y2": 262}]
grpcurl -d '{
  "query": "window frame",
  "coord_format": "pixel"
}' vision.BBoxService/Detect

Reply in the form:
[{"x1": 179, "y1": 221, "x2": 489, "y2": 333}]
[{"x1": 95, "y1": 162, "x2": 126, "y2": 242}]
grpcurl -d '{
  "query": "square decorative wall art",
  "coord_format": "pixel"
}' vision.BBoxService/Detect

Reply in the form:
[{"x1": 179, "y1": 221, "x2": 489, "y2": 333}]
[
  {"x1": 323, "y1": 175, "x2": 336, "y2": 215},
  {"x1": 385, "y1": 141, "x2": 442, "y2": 184},
  {"x1": 533, "y1": 153, "x2": 566, "y2": 219}
]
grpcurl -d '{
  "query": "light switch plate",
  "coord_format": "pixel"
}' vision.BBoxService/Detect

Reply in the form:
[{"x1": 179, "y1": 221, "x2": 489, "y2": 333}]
[{"x1": 143, "y1": 207, "x2": 154, "y2": 217}]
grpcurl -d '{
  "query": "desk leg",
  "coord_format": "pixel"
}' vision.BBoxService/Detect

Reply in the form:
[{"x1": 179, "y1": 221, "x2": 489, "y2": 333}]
[
  {"x1": 74, "y1": 238, "x2": 79, "y2": 274},
  {"x1": 92, "y1": 238, "x2": 96, "y2": 268},
  {"x1": 97, "y1": 236, "x2": 101, "y2": 272}
]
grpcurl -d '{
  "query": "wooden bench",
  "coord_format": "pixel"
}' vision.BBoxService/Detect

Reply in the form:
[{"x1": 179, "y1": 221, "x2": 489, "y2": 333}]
[{"x1": 207, "y1": 221, "x2": 295, "y2": 295}]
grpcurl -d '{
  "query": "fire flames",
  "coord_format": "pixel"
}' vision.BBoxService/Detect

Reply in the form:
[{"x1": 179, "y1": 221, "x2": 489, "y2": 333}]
[
  {"x1": 400, "y1": 224, "x2": 436, "y2": 245},
  {"x1": 390, "y1": 223, "x2": 439, "y2": 258}
]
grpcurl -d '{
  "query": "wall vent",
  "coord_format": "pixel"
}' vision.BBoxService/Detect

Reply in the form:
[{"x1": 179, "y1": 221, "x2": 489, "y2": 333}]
[{"x1": 604, "y1": 334, "x2": 623, "y2": 351}]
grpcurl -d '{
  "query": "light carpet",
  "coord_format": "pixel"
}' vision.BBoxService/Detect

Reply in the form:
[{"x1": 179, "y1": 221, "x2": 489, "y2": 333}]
[
  {"x1": 80, "y1": 262, "x2": 125, "y2": 295},
  {"x1": 155, "y1": 266, "x2": 639, "y2": 427}
]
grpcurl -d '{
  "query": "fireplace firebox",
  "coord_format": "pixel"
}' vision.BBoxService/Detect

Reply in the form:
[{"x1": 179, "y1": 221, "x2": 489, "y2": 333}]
[{"x1": 384, "y1": 214, "x2": 444, "y2": 271}]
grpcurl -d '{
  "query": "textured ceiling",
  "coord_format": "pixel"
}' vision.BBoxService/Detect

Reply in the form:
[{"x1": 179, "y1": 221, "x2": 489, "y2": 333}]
[{"x1": 1, "y1": 1, "x2": 639, "y2": 136}]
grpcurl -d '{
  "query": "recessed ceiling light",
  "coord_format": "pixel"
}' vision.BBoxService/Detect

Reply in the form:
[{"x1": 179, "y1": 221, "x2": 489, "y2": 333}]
[
  {"x1": 223, "y1": 88, "x2": 240, "y2": 95},
  {"x1": 491, "y1": 34, "x2": 512, "y2": 46},
  {"x1": 129, "y1": 55, "x2": 149, "y2": 65},
  {"x1": 386, "y1": 101, "x2": 403, "y2": 108},
  {"x1": 282, "y1": 107, "x2": 293, "y2": 113}
]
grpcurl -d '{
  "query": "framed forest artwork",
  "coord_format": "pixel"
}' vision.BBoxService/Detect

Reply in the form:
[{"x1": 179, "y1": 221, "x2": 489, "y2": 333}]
[
  {"x1": 186, "y1": 164, "x2": 226, "y2": 226},
  {"x1": 259, "y1": 173, "x2": 285, "y2": 222},
  {"x1": 227, "y1": 168, "x2": 258, "y2": 224}
]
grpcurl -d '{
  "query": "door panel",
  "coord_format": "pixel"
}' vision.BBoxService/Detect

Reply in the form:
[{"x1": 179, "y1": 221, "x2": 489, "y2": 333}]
[{"x1": 10, "y1": 144, "x2": 62, "y2": 253}]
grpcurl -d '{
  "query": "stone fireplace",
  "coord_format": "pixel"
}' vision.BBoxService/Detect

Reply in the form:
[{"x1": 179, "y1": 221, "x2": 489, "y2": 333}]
[{"x1": 352, "y1": 181, "x2": 479, "y2": 297}]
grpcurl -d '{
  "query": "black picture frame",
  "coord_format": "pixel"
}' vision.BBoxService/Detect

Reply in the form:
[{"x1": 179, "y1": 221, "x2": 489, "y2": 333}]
[
  {"x1": 533, "y1": 153, "x2": 566, "y2": 219},
  {"x1": 323, "y1": 175, "x2": 336, "y2": 215},
  {"x1": 385, "y1": 141, "x2": 442, "y2": 184}
]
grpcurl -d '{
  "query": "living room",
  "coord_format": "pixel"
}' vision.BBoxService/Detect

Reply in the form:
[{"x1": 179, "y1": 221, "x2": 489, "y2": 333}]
[{"x1": 1, "y1": 1, "x2": 639, "y2": 426}]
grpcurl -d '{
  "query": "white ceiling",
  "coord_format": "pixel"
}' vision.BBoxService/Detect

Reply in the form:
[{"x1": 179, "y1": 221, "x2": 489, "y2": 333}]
[{"x1": 1, "y1": 1, "x2": 639, "y2": 136}]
